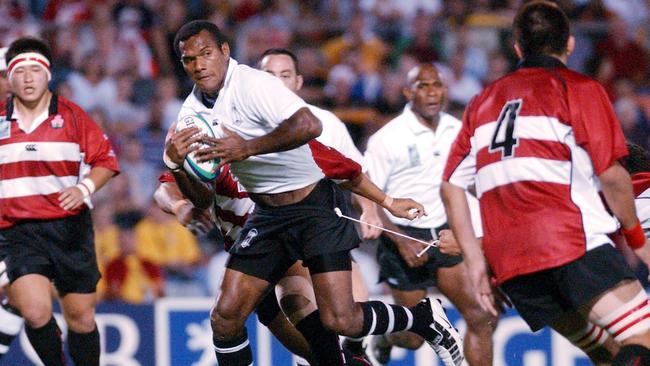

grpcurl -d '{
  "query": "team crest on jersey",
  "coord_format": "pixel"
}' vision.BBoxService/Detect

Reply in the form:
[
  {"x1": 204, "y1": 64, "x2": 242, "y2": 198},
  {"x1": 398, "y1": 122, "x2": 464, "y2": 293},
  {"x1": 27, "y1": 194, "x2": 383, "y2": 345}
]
[
  {"x1": 0, "y1": 117, "x2": 9, "y2": 139},
  {"x1": 51, "y1": 114, "x2": 64, "y2": 128},
  {"x1": 408, "y1": 144, "x2": 420, "y2": 167},
  {"x1": 240, "y1": 228, "x2": 258, "y2": 248}
]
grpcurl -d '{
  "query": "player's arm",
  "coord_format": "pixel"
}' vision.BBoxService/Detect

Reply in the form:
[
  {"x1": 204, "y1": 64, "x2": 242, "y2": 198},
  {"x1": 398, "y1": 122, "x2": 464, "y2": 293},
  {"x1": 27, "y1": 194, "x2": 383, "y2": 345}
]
[
  {"x1": 351, "y1": 194, "x2": 383, "y2": 240},
  {"x1": 196, "y1": 107, "x2": 322, "y2": 165},
  {"x1": 375, "y1": 205, "x2": 430, "y2": 267},
  {"x1": 59, "y1": 167, "x2": 116, "y2": 210},
  {"x1": 340, "y1": 173, "x2": 424, "y2": 221},
  {"x1": 599, "y1": 161, "x2": 650, "y2": 269},
  {"x1": 164, "y1": 127, "x2": 214, "y2": 209},
  {"x1": 441, "y1": 181, "x2": 498, "y2": 316},
  {"x1": 154, "y1": 179, "x2": 214, "y2": 235}
]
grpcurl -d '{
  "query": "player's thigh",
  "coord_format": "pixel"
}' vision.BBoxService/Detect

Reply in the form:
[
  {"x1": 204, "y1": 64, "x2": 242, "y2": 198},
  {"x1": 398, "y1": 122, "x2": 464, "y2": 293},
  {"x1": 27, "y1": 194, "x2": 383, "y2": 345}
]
[
  {"x1": 216, "y1": 267, "x2": 274, "y2": 321},
  {"x1": 10, "y1": 274, "x2": 53, "y2": 324}
]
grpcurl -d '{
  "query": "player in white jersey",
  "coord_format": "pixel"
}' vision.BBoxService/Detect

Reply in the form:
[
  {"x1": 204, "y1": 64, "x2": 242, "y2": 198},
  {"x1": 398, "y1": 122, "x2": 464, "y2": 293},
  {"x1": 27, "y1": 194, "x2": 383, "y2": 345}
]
[
  {"x1": 364, "y1": 64, "x2": 497, "y2": 366},
  {"x1": 164, "y1": 20, "x2": 463, "y2": 366}
]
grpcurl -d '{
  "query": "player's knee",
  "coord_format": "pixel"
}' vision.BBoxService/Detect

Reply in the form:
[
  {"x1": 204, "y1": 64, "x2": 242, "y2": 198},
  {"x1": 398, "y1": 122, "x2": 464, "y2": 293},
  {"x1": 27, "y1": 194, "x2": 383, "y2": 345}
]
[
  {"x1": 319, "y1": 307, "x2": 357, "y2": 335},
  {"x1": 210, "y1": 305, "x2": 244, "y2": 340},
  {"x1": 276, "y1": 276, "x2": 317, "y2": 324},
  {"x1": 612, "y1": 344, "x2": 650, "y2": 366},
  {"x1": 20, "y1": 303, "x2": 52, "y2": 328}
]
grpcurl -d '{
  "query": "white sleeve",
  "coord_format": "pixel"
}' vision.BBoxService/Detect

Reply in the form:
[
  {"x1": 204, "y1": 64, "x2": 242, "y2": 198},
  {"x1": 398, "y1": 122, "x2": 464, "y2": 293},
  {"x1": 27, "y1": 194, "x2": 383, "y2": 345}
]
[
  {"x1": 363, "y1": 134, "x2": 393, "y2": 190},
  {"x1": 239, "y1": 71, "x2": 308, "y2": 128},
  {"x1": 315, "y1": 109, "x2": 364, "y2": 164}
]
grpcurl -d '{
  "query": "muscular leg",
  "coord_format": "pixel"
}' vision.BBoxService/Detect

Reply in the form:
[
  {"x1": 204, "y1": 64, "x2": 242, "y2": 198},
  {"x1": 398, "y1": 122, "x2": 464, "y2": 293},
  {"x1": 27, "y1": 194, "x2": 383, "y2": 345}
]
[
  {"x1": 60, "y1": 292, "x2": 100, "y2": 366},
  {"x1": 583, "y1": 279, "x2": 650, "y2": 364},
  {"x1": 438, "y1": 263, "x2": 497, "y2": 366},
  {"x1": 11, "y1": 274, "x2": 65, "y2": 366},
  {"x1": 550, "y1": 312, "x2": 617, "y2": 366}
]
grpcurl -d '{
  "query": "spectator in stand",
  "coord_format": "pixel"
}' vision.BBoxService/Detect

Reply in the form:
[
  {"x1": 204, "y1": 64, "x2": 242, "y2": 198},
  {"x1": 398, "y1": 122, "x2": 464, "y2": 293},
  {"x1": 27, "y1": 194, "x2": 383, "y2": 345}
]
[
  {"x1": 595, "y1": 17, "x2": 648, "y2": 84},
  {"x1": 66, "y1": 51, "x2": 117, "y2": 112},
  {"x1": 104, "y1": 211, "x2": 164, "y2": 304}
]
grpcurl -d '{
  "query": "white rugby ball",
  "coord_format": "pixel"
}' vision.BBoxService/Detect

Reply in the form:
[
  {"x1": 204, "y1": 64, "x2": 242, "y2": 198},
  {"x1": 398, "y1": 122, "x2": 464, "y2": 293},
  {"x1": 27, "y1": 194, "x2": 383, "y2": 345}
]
[{"x1": 176, "y1": 113, "x2": 221, "y2": 182}]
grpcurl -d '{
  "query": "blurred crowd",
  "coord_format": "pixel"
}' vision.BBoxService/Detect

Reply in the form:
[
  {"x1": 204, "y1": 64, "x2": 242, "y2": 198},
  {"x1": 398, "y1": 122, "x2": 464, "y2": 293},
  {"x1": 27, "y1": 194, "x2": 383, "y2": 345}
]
[{"x1": 3, "y1": 0, "x2": 649, "y2": 304}]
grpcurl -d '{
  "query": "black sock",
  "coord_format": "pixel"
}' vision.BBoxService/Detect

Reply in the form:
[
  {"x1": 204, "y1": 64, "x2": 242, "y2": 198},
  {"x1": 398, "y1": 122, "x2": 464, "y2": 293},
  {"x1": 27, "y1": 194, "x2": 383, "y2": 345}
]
[
  {"x1": 68, "y1": 326, "x2": 100, "y2": 366},
  {"x1": 612, "y1": 344, "x2": 650, "y2": 366},
  {"x1": 213, "y1": 328, "x2": 253, "y2": 366},
  {"x1": 0, "y1": 300, "x2": 23, "y2": 359},
  {"x1": 355, "y1": 301, "x2": 413, "y2": 337},
  {"x1": 295, "y1": 310, "x2": 344, "y2": 366},
  {"x1": 342, "y1": 337, "x2": 365, "y2": 354},
  {"x1": 25, "y1": 317, "x2": 66, "y2": 366}
]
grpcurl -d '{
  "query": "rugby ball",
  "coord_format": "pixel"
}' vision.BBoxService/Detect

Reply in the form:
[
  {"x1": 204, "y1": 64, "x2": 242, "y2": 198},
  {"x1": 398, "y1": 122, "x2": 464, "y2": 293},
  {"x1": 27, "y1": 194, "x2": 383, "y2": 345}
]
[{"x1": 176, "y1": 113, "x2": 221, "y2": 182}]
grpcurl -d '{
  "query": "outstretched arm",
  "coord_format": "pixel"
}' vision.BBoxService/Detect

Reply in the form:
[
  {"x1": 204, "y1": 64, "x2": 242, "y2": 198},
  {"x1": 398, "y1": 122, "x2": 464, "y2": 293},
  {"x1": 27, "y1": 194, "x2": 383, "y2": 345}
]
[{"x1": 340, "y1": 173, "x2": 425, "y2": 221}]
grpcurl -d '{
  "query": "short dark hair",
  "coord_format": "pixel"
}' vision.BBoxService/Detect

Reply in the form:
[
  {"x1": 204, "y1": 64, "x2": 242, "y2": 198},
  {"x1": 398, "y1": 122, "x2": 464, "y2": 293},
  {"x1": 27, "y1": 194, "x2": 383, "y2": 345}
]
[
  {"x1": 173, "y1": 20, "x2": 228, "y2": 57},
  {"x1": 625, "y1": 143, "x2": 650, "y2": 175},
  {"x1": 513, "y1": 1, "x2": 570, "y2": 58},
  {"x1": 258, "y1": 48, "x2": 300, "y2": 74},
  {"x1": 5, "y1": 37, "x2": 52, "y2": 67}
]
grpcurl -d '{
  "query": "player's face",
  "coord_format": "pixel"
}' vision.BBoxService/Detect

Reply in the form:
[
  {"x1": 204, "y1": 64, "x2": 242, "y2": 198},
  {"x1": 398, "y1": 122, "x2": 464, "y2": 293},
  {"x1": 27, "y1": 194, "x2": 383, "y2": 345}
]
[
  {"x1": 9, "y1": 65, "x2": 49, "y2": 104},
  {"x1": 180, "y1": 30, "x2": 230, "y2": 95},
  {"x1": 404, "y1": 67, "x2": 447, "y2": 122},
  {"x1": 259, "y1": 54, "x2": 303, "y2": 92}
]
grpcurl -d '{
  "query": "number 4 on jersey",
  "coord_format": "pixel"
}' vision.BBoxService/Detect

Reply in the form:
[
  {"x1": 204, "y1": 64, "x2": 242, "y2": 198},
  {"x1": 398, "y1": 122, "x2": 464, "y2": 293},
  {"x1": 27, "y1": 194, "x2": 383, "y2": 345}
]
[{"x1": 489, "y1": 99, "x2": 522, "y2": 159}]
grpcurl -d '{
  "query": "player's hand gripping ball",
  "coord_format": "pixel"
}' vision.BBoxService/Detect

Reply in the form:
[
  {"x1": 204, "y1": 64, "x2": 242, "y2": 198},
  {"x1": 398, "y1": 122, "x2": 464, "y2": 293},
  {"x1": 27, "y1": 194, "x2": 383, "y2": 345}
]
[{"x1": 176, "y1": 113, "x2": 221, "y2": 182}]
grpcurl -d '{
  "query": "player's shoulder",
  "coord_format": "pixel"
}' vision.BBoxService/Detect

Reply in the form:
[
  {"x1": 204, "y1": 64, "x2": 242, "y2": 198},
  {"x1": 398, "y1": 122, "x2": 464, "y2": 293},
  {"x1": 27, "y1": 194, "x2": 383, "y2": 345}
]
[
  {"x1": 233, "y1": 62, "x2": 281, "y2": 87},
  {"x1": 308, "y1": 104, "x2": 344, "y2": 128},
  {"x1": 56, "y1": 95, "x2": 92, "y2": 118}
]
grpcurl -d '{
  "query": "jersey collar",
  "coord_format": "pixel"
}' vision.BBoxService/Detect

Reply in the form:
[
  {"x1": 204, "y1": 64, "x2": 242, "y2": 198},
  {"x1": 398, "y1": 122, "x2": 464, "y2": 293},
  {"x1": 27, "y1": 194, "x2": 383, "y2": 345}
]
[
  {"x1": 518, "y1": 54, "x2": 566, "y2": 69},
  {"x1": 6, "y1": 93, "x2": 58, "y2": 121}
]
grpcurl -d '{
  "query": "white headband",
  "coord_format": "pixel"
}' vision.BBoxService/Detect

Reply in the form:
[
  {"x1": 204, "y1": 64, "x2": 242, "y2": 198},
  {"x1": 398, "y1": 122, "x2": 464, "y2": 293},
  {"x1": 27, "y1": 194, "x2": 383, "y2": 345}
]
[{"x1": 7, "y1": 52, "x2": 51, "y2": 82}]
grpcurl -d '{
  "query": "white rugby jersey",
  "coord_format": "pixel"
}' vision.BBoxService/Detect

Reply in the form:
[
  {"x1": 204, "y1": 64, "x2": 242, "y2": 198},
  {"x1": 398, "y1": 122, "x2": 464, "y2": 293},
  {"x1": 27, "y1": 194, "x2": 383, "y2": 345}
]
[
  {"x1": 632, "y1": 173, "x2": 650, "y2": 231},
  {"x1": 179, "y1": 58, "x2": 360, "y2": 194},
  {"x1": 310, "y1": 105, "x2": 363, "y2": 164},
  {"x1": 365, "y1": 106, "x2": 482, "y2": 235}
]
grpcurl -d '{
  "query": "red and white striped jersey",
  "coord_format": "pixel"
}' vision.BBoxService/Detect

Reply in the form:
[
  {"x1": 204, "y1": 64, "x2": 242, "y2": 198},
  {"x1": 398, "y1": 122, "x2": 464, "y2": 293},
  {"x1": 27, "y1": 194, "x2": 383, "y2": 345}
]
[
  {"x1": 0, "y1": 95, "x2": 119, "y2": 223},
  {"x1": 159, "y1": 168, "x2": 253, "y2": 251},
  {"x1": 443, "y1": 55, "x2": 628, "y2": 284}
]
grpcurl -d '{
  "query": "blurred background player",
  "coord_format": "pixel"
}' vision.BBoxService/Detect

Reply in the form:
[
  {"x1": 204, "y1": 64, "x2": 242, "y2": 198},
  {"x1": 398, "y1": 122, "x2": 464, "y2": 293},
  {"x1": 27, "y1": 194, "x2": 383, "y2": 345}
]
[
  {"x1": 0, "y1": 37, "x2": 119, "y2": 366},
  {"x1": 442, "y1": 2, "x2": 650, "y2": 365},
  {"x1": 364, "y1": 63, "x2": 497, "y2": 365}
]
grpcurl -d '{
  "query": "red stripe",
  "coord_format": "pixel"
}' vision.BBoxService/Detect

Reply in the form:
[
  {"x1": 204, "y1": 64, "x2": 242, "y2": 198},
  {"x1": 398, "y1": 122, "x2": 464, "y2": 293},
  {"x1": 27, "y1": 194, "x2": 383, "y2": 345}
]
[
  {"x1": 612, "y1": 312, "x2": 650, "y2": 338},
  {"x1": 0, "y1": 193, "x2": 86, "y2": 221},
  {"x1": 605, "y1": 299, "x2": 649, "y2": 330},
  {"x1": 7, "y1": 56, "x2": 50, "y2": 75},
  {"x1": 216, "y1": 208, "x2": 249, "y2": 229},
  {"x1": 477, "y1": 138, "x2": 570, "y2": 167},
  {"x1": 1, "y1": 161, "x2": 79, "y2": 180},
  {"x1": 575, "y1": 324, "x2": 597, "y2": 344},
  {"x1": 581, "y1": 328, "x2": 604, "y2": 349},
  {"x1": 213, "y1": 165, "x2": 248, "y2": 198},
  {"x1": 308, "y1": 140, "x2": 361, "y2": 180}
]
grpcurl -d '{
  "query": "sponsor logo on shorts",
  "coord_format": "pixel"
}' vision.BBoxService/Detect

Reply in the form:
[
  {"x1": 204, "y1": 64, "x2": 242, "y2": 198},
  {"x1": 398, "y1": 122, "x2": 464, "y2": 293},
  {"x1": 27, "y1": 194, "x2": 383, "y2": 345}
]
[{"x1": 240, "y1": 228, "x2": 258, "y2": 248}]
